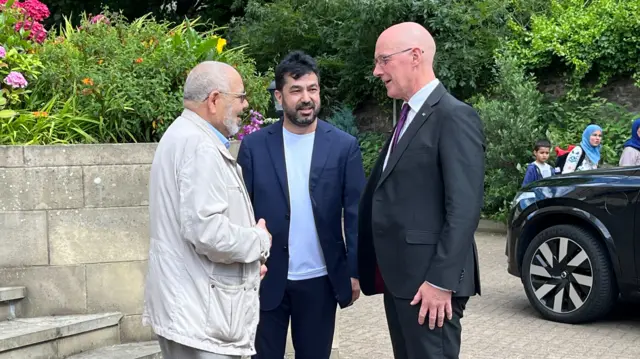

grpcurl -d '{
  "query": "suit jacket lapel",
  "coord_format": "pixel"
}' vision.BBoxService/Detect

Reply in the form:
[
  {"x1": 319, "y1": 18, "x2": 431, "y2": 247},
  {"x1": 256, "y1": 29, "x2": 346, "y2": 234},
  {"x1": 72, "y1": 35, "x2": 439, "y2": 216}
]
[
  {"x1": 376, "y1": 83, "x2": 446, "y2": 190},
  {"x1": 266, "y1": 120, "x2": 290, "y2": 209},
  {"x1": 310, "y1": 120, "x2": 332, "y2": 192}
]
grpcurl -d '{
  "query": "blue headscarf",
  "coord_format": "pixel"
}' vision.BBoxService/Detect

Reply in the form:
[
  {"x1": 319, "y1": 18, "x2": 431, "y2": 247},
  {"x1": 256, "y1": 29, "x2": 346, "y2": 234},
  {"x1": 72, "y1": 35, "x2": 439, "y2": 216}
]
[
  {"x1": 580, "y1": 124, "x2": 602, "y2": 164},
  {"x1": 623, "y1": 118, "x2": 640, "y2": 152}
]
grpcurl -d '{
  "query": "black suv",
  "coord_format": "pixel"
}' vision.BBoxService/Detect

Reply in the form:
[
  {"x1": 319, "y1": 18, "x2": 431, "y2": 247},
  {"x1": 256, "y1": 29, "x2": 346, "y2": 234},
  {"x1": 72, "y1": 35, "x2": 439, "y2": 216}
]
[{"x1": 506, "y1": 166, "x2": 640, "y2": 323}]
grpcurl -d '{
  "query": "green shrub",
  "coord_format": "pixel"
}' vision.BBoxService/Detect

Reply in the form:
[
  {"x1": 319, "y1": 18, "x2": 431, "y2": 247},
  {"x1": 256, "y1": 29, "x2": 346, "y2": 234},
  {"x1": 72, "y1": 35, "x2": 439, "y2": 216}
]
[
  {"x1": 358, "y1": 131, "x2": 387, "y2": 177},
  {"x1": 506, "y1": 0, "x2": 640, "y2": 93},
  {"x1": 471, "y1": 54, "x2": 545, "y2": 221},
  {"x1": 28, "y1": 10, "x2": 272, "y2": 143},
  {"x1": 327, "y1": 104, "x2": 358, "y2": 138},
  {"x1": 0, "y1": 96, "x2": 104, "y2": 144},
  {"x1": 231, "y1": 0, "x2": 549, "y2": 110}
]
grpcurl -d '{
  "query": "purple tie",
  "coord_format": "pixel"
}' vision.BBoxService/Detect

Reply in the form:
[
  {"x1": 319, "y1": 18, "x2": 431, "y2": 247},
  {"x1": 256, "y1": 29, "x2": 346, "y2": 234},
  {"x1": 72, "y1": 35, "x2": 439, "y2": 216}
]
[{"x1": 391, "y1": 103, "x2": 410, "y2": 152}]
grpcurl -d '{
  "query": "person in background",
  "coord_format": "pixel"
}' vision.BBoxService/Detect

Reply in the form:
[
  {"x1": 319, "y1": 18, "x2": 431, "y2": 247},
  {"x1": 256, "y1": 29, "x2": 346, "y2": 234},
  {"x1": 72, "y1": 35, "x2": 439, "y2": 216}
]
[
  {"x1": 619, "y1": 118, "x2": 640, "y2": 166},
  {"x1": 237, "y1": 51, "x2": 366, "y2": 359},
  {"x1": 522, "y1": 139, "x2": 554, "y2": 186},
  {"x1": 562, "y1": 124, "x2": 602, "y2": 173},
  {"x1": 143, "y1": 61, "x2": 272, "y2": 359}
]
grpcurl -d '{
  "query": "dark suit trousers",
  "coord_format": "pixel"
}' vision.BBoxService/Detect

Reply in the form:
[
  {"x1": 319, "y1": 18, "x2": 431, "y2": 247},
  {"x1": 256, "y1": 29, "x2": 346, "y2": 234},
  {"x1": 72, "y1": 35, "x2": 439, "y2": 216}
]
[
  {"x1": 253, "y1": 275, "x2": 337, "y2": 359},
  {"x1": 384, "y1": 286, "x2": 468, "y2": 359}
]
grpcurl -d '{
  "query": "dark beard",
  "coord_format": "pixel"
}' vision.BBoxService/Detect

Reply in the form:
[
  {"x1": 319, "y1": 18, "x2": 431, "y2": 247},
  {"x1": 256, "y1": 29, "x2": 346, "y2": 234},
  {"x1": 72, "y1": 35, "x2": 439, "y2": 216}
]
[{"x1": 283, "y1": 99, "x2": 319, "y2": 127}]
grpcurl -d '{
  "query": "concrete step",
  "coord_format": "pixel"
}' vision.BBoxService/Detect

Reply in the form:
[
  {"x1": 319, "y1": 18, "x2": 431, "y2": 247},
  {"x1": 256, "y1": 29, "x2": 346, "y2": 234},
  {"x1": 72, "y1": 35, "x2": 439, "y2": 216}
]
[
  {"x1": 65, "y1": 341, "x2": 161, "y2": 359},
  {"x1": 0, "y1": 287, "x2": 26, "y2": 321},
  {"x1": 0, "y1": 312, "x2": 122, "y2": 359}
]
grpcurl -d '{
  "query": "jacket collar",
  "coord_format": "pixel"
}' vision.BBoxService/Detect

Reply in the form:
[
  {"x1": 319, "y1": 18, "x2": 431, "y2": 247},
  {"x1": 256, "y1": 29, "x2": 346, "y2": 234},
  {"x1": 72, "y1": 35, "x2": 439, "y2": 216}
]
[{"x1": 180, "y1": 109, "x2": 235, "y2": 162}]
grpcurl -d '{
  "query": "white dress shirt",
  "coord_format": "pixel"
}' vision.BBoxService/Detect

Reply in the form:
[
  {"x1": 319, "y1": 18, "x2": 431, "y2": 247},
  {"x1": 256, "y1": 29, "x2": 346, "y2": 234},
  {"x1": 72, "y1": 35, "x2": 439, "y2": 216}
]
[
  {"x1": 383, "y1": 79, "x2": 440, "y2": 170},
  {"x1": 382, "y1": 79, "x2": 452, "y2": 292}
]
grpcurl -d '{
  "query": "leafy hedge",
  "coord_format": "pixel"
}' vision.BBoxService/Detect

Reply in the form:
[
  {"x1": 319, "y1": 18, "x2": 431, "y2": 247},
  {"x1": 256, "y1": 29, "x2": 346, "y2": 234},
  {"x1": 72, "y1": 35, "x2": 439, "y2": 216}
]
[
  {"x1": 4, "y1": 0, "x2": 640, "y2": 221},
  {"x1": 230, "y1": 0, "x2": 546, "y2": 109},
  {"x1": 0, "y1": 4, "x2": 273, "y2": 144}
]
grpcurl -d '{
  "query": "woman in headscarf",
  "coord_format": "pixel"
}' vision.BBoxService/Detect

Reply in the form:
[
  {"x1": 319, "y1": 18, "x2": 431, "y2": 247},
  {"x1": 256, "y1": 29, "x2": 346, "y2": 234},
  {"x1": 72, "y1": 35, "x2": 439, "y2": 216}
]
[
  {"x1": 619, "y1": 118, "x2": 640, "y2": 166},
  {"x1": 562, "y1": 124, "x2": 603, "y2": 173}
]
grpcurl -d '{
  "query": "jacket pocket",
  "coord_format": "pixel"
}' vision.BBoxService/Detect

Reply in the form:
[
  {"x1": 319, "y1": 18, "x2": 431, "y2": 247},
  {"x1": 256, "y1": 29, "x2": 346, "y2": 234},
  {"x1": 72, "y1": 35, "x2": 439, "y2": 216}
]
[
  {"x1": 205, "y1": 278, "x2": 252, "y2": 343},
  {"x1": 405, "y1": 230, "x2": 440, "y2": 244}
]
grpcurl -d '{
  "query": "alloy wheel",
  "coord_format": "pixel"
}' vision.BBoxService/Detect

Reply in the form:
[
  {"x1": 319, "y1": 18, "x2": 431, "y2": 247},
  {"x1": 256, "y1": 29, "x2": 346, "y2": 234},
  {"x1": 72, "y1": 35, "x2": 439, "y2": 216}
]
[{"x1": 528, "y1": 236, "x2": 593, "y2": 314}]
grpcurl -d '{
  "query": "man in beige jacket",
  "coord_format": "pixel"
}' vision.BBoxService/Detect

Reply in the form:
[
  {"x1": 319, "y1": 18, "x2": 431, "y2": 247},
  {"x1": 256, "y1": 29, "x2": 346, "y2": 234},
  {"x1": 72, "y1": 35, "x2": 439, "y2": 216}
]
[{"x1": 143, "y1": 61, "x2": 272, "y2": 359}]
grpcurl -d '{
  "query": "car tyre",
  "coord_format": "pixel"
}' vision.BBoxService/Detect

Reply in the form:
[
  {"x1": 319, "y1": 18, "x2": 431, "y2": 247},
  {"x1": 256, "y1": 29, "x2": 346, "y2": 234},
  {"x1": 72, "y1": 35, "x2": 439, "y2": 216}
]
[{"x1": 521, "y1": 224, "x2": 618, "y2": 323}]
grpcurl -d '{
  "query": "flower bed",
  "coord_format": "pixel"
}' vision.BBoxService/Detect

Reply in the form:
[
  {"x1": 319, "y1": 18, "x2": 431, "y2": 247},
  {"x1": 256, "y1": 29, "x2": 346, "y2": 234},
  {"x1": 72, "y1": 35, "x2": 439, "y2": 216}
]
[{"x1": 0, "y1": 1, "x2": 274, "y2": 145}]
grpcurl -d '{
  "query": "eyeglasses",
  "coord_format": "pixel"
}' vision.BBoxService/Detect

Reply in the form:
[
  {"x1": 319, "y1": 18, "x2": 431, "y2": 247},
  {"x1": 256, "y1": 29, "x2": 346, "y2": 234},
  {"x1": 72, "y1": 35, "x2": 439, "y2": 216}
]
[
  {"x1": 205, "y1": 90, "x2": 247, "y2": 103},
  {"x1": 373, "y1": 48, "x2": 424, "y2": 67},
  {"x1": 219, "y1": 91, "x2": 247, "y2": 103}
]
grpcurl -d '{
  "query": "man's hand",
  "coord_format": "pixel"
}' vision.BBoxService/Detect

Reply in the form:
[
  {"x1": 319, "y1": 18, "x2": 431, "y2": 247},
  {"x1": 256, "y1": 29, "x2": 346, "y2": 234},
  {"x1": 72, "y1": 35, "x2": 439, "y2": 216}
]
[
  {"x1": 256, "y1": 218, "x2": 272, "y2": 247},
  {"x1": 260, "y1": 264, "x2": 268, "y2": 280},
  {"x1": 349, "y1": 278, "x2": 361, "y2": 305},
  {"x1": 410, "y1": 282, "x2": 452, "y2": 329}
]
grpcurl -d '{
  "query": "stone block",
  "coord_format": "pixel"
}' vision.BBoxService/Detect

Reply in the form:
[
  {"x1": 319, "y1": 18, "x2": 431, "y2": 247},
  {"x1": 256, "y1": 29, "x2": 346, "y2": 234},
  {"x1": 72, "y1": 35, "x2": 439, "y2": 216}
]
[
  {"x1": 65, "y1": 342, "x2": 161, "y2": 359},
  {"x1": 476, "y1": 219, "x2": 507, "y2": 234},
  {"x1": 0, "y1": 146, "x2": 23, "y2": 168},
  {"x1": 0, "y1": 211, "x2": 48, "y2": 267},
  {"x1": 0, "y1": 287, "x2": 26, "y2": 302},
  {"x1": 48, "y1": 207, "x2": 149, "y2": 265},
  {"x1": 0, "y1": 266, "x2": 86, "y2": 317},
  {"x1": 23, "y1": 143, "x2": 158, "y2": 167},
  {"x1": 0, "y1": 313, "x2": 121, "y2": 357},
  {"x1": 119, "y1": 315, "x2": 156, "y2": 343},
  {"x1": 0, "y1": 301, "x2": 22, "y2": 321},
  {"x1": 83, "y1": 165, "x2": 151, "y2": 208},
  {"x1": 86, "y1": 261, "x2": 147, "y2": 315},
  {"x1": 0, "y1": 341, "x2": 56, "y2": 359},
  {"x1": 0, "y1": 167, "x2": 83, "y2": 211},
  {"x1": 57, "y1": 326, "x2": 121, "y2": 358}
]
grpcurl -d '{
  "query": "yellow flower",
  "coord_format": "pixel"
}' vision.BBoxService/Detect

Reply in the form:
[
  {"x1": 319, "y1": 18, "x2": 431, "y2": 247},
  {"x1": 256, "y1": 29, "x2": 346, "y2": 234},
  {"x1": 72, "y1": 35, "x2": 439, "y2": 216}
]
[{"x1": 216, "y1": 38, "x2": 227, "y2": 54}]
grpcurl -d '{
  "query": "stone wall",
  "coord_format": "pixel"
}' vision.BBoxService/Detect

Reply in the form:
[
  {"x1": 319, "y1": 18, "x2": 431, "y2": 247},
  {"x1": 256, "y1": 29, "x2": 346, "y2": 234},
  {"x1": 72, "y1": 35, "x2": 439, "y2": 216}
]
[{"x1": 0, "y1": 142, "x2": 240, "y2": 342}]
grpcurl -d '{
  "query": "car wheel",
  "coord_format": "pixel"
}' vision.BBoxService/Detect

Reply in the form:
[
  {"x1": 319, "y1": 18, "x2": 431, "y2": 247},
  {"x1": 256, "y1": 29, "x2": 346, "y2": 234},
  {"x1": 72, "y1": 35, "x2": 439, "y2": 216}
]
[{"x1": 521, "y1": 224, "x2": 618, "y2": 323}]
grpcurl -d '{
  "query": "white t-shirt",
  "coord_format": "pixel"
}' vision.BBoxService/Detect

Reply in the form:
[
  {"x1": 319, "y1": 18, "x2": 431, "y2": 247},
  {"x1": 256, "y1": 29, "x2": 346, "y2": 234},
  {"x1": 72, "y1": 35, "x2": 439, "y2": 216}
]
[
  {"x1": 282, "y1": 127, "x2": 328, "y2": 281},
  {"x1": 535, "y1": 162, "x2": 553, "y2": 178}
]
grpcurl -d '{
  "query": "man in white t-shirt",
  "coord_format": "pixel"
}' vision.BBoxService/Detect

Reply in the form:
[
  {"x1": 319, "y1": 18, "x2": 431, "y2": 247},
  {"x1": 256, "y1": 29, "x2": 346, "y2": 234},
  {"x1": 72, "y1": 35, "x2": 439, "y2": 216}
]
[{"x1": 237, "y1": 51, "x2": 366, "y2": 359}]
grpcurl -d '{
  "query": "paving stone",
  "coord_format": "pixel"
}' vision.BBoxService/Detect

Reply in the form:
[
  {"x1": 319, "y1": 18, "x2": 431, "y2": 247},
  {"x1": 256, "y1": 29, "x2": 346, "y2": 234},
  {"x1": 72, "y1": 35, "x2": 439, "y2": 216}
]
[{"x1": 336, "y1": 233, "x2": 640, "y2": 359}]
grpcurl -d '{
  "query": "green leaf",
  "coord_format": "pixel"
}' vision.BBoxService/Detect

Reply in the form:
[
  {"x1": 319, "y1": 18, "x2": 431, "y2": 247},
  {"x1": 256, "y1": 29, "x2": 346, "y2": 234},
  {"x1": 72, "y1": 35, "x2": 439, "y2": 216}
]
[{"x1": 0, "y1": 109, "x2": 18, "y2": 118}]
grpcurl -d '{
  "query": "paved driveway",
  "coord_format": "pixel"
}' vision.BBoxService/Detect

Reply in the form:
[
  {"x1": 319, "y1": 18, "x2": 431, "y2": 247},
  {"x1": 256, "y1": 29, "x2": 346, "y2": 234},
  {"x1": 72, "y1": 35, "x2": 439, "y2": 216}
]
[{"x1": 337, "y1": 233, "x2": 640, "y2": 359}]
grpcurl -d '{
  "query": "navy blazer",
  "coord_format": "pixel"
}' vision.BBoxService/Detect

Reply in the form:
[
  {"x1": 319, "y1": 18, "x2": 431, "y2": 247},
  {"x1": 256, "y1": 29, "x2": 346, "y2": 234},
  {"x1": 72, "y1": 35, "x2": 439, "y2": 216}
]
[{"x1": 237, "y1": 119, "x2": 366, "y2": 310}]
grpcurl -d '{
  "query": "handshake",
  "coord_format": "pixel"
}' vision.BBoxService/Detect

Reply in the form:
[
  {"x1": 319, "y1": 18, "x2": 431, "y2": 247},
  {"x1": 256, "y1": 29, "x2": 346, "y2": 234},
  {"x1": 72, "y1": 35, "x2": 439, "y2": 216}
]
[{"x1": 256, "y1": 218, "x2": 272, "y2": 280}]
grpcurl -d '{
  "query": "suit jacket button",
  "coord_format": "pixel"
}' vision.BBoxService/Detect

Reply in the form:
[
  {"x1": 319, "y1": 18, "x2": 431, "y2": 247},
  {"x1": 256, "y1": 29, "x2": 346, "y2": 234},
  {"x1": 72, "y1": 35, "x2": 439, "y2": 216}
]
[{"x1": 285, "y1": 214, "x2": 290, "y2": 220}]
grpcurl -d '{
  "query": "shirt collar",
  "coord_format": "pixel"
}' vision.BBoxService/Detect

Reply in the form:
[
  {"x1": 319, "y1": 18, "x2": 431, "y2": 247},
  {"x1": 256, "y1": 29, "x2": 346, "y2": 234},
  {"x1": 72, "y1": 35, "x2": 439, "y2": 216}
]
[
  {"x1": 207, "y1": 123, "x2": 231, "y2": 149},
  {"x1": 180, "y1": 108, "x2": 230, "y2": 149},
  {"x1": 406, "y1": 78, "x2": 440, "y2": 113}
]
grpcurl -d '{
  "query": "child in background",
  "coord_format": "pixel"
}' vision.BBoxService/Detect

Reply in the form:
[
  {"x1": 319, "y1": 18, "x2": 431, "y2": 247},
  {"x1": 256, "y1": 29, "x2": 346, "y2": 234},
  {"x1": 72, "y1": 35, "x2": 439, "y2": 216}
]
[{"x1": 522, "y1": 139, "x2": 554, "y2": 187}]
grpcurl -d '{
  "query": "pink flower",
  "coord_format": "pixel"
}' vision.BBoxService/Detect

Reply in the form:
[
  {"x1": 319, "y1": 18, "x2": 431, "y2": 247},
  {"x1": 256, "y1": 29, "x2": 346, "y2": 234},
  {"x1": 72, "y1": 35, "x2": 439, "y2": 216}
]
[
  {"x1": 19, "y1": 0, "x2": 49, "y2": 22},
  {"x1": 4, "y1": 71, "x2": 28, "y2": 88},
  {"x1": 0, "y1": 46, "x2": 5, "y2": 58},
  {"x1": 90, "y1": 14, "x2": 110, "y2": 25},
  {"x1": 15, "y1": 20, "x2": 47, "y2": 43}
]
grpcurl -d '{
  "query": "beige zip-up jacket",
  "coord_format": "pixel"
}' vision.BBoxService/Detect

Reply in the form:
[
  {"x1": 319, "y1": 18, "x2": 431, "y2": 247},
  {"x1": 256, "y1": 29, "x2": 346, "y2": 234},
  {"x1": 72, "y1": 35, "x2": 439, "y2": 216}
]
[{"x1": 142, "y1": 109, "x2": 270, "y2": 357}]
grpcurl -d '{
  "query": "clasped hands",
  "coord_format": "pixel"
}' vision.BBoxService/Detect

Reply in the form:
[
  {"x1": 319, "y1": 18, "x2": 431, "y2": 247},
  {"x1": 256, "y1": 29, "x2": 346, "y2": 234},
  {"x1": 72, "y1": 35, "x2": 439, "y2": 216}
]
[{"x1": 410, "y1": 281, "x2": 453, "y2": 330}]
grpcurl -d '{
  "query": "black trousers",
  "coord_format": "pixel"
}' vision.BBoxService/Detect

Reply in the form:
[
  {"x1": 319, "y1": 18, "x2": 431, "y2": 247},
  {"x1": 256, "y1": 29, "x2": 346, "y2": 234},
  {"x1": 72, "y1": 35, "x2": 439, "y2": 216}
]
[
  {"x1": 384, "y1": 287, "x2": 468, "y2": 359},
  {"x1": 253, "y1": 275, "x2": 337, "y2": 359}
]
